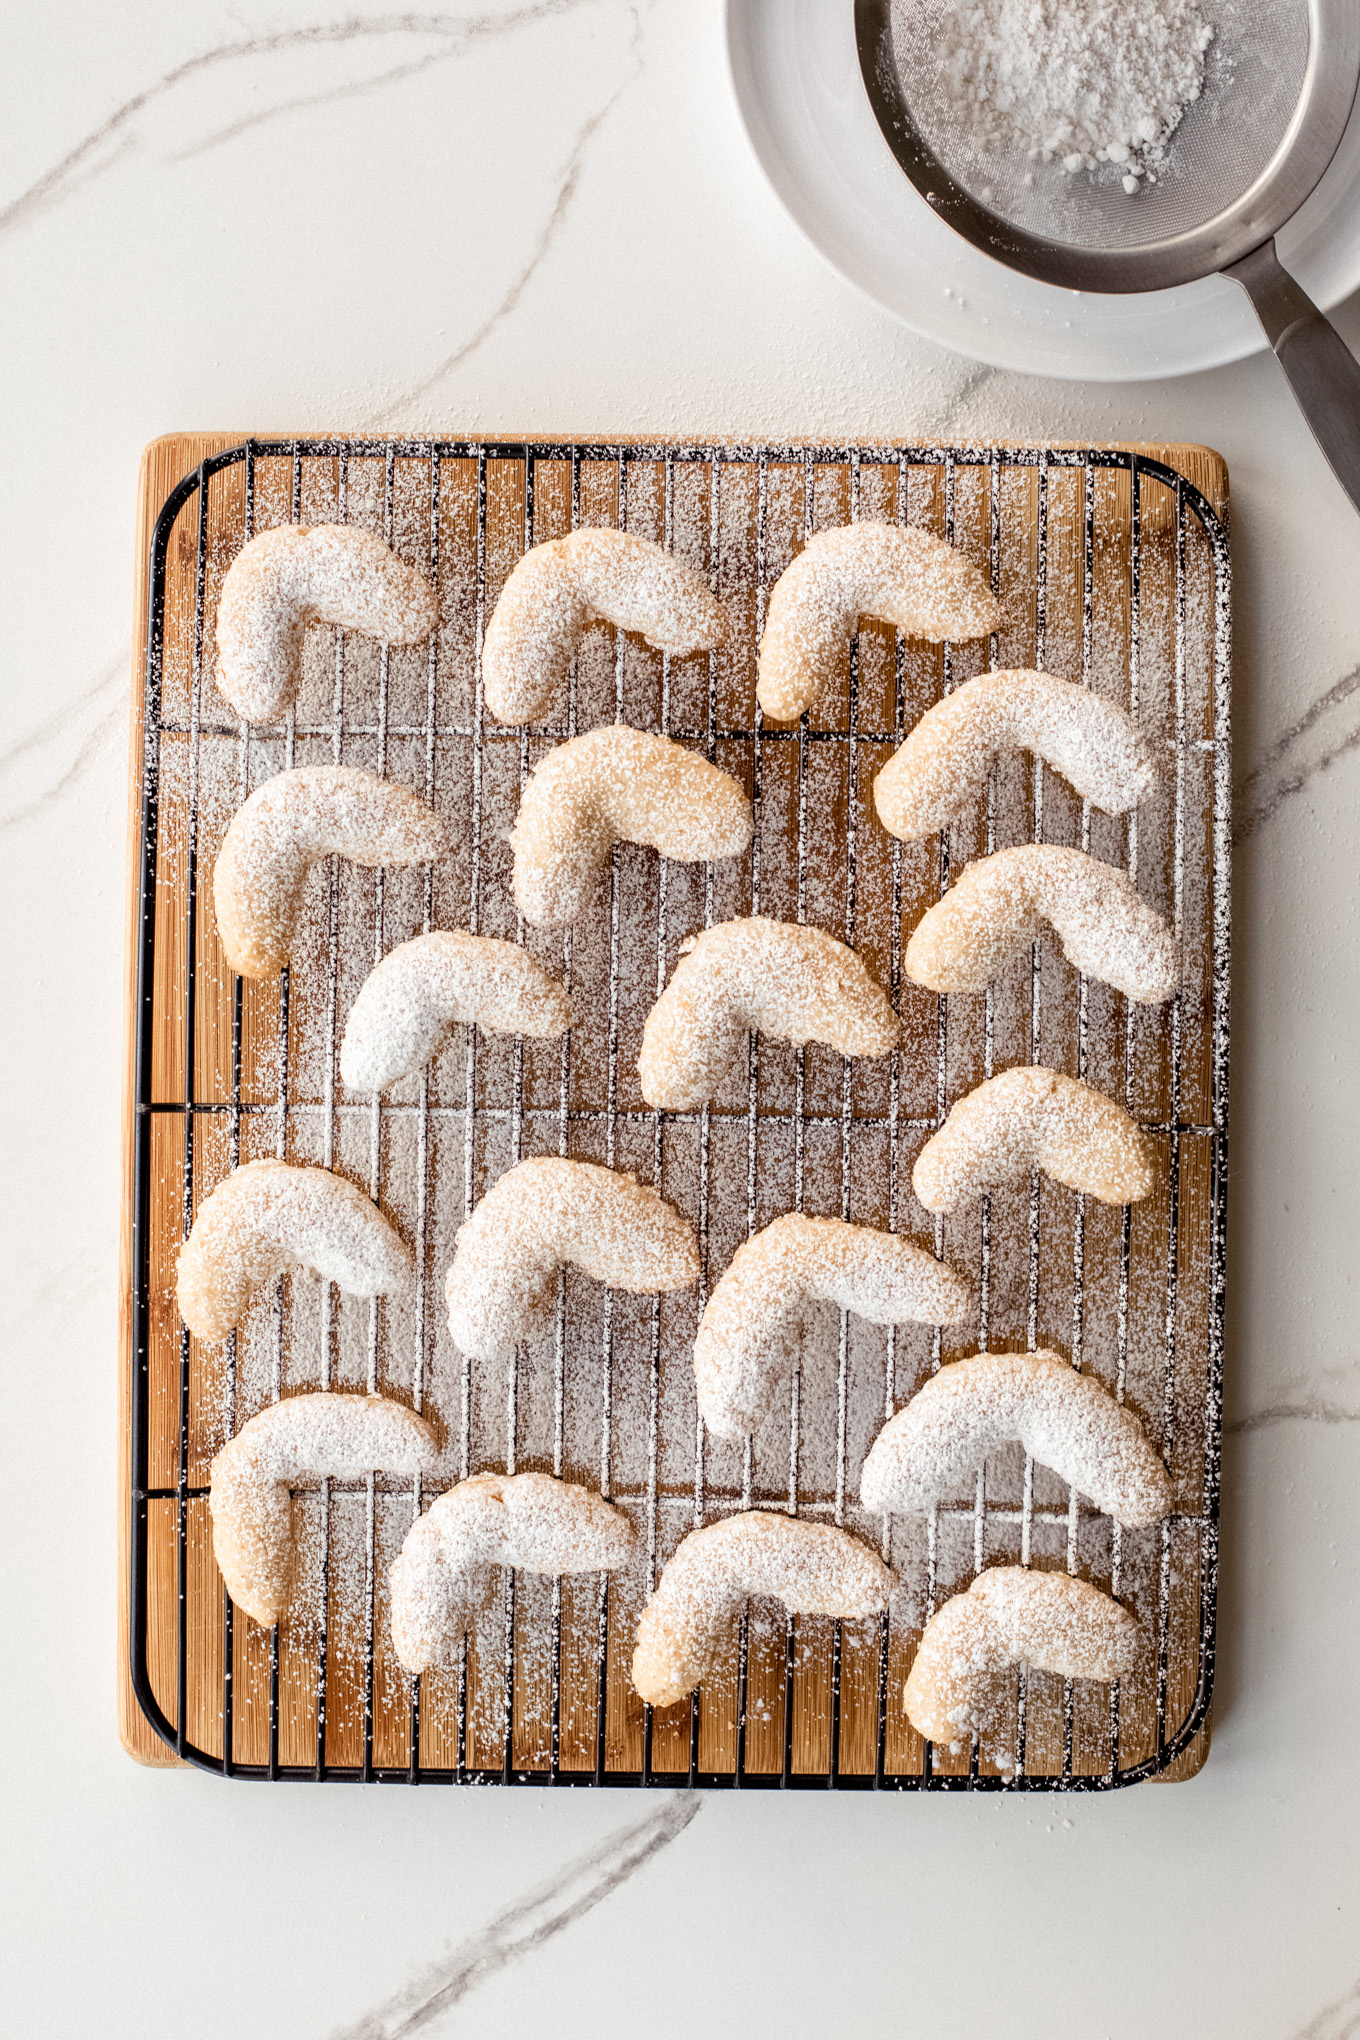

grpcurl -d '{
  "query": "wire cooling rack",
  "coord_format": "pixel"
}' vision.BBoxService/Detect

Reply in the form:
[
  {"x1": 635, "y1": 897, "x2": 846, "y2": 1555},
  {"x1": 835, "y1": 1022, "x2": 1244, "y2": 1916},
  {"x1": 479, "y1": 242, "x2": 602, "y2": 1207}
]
[{"x1": 125, "y1": 435, "x2": 1229, "y2": 1788}]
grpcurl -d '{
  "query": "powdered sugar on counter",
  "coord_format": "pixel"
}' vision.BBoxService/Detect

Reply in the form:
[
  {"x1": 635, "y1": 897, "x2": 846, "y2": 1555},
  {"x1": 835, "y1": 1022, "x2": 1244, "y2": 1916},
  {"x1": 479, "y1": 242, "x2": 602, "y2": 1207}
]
[{"x1": 916, "y1": 0, "x2": 1215, "y2": 193}]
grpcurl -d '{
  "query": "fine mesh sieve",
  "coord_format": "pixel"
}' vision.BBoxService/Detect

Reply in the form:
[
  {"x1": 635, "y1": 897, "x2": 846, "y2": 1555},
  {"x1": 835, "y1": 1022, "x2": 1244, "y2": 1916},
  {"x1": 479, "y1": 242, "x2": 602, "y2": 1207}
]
[
  {"x1": 892, "y1": 0, "x2": 1310, "y2": 256},
  {"x1": 857, "y1": 0, "x2": 1360, "y2": 511}
]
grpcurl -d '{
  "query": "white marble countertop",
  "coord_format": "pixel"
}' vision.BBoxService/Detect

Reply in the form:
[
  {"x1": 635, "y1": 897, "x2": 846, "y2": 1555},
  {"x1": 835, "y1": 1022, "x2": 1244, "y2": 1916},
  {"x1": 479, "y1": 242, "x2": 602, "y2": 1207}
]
[{"x1": 3, "y1": 4, "x2": 1359, "y2": 2034}]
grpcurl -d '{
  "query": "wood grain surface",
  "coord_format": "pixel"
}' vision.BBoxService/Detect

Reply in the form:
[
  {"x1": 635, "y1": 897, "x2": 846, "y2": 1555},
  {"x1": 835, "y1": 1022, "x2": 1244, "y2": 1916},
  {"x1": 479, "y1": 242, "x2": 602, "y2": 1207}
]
[{"x1": 119, "y1": 432, "x2": 1225, "y2": 1784}]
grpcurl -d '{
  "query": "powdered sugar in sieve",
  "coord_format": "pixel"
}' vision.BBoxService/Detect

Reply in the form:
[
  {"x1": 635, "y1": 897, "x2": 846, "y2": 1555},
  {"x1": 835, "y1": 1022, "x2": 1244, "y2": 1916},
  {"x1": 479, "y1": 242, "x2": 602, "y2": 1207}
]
[{"x1": 890, "y1": 0, "x2": 1309, "y2": 250}]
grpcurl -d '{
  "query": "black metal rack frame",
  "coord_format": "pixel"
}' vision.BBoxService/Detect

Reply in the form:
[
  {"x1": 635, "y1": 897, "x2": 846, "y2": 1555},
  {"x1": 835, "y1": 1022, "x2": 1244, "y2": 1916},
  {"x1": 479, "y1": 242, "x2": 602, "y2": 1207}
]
[{"x1": 128, "y1": 437, "x2": 1229, "y2": 1788}]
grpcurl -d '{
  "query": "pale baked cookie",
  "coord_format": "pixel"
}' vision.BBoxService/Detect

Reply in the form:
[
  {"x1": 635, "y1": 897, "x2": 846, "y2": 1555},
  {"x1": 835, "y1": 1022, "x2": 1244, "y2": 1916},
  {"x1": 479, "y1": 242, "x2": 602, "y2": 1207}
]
[
  {"x1": 912, "y1": 1067, "x2": 1155, "y2": 1214},
  {"x1": 482, "y1": 529, "x2": 727, "y2": 725},
  {"x1": 860, "y1": 1350, "x2": 1171, "y2": 1527},
  {"x1": 757, "y1": 522, "x2": 1000, "y2": 723},
  {"x1": 178, "y1": 1158, "x2": 412, "y2": 1342},
  {"x1": 873, "y1": 670, "x2": 1158, "y2": 841},
  {"x1": 904, "y1": 844, "x2": 1180, "y2": 1004},
  {"x1": 694, "y1": 1214, "x2": 976, "y2": 1441},
  {"x1": 903, "y1": 1566, "x2": 1143, "y2": 1755},
  {"x1": 445, "y1": 1156, "x2": 699, "y2": 1363},
  {"x1": 509, "y1": 725, "x2": 752, "y2": 926},
  {"x1": 390, "y1": 1472, "x2": 634, "y2": 1674},
  {"x1": 213, "y1": 764, "x2": 450, "y2": 979},
  {"x1": 638, "y1": 917, "x2": 898, "y2": 1112},
  {"x1": 211, "y1": 1392, "x2": 436, "y2": 1626},
  {"x1": 632, "y1": 1512, "x2": 896, "y2": 1706},
  {"x1": 215, "y1": 525, "x2": 438, "y2": 723},
  {"x1": 340, "y1": 932, "x2": 571, "y2": 1093}
]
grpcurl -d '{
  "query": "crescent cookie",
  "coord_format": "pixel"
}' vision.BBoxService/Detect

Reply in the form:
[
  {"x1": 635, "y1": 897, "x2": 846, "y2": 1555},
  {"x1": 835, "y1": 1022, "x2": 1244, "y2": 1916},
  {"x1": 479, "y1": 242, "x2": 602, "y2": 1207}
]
[
  {"x1": 340, "y1": 932, "x2": 571, "y2": 1093},
  {"x1": 632, "y1": 1513, "x2": 896, "y2": 1707},
  {"x1": 215, "y1": 524, "x2": 438, "y2": 723},
  {"x1": 903, "y1": 1567, "x2": 1144, "y2": 1751},
  {"x1": 860, "y1": 1351, "x2": 1171, "y2": 1528},
  {"x1": 694, "y1": 1215, "x2": 977, "y2": 1441},
  {"x1": 482, "y1": 529, "x2": 727, "y2": 724},
  {"x1": 389, "y1": 1472, "x2": 634, "y2": 1674},
  {"x1": 904, "y1": 844, "x2": 1180, "y2": 1005},
  {"x1": 912, "y1": 1067, "x2": 1155, "y2": 1214},
  {"x1": 445, "y1": 1156, "x2": 699, "y2": 1363},
  {"x1": 638, "y1": 917, "x2": 898, "y2": 1112},
  {"x1": 873, "y1": 670, "x2": 1159, "y2": 841},
  {"x1": 757, "y1": 522, "x2": 1000, "y2": 723},
  {"x1": 211, "y1": 1393, "x2": 436, "y2": 1626},
  {"x1": 177, "y1": 1158, "x2": 412, "y2": 1342},
  {"x1": 509, "y1": 725, "x2": 753, "y2": 926},
  {"x1": 213, "y1": 764, "x2": 450, "y2": 979}
]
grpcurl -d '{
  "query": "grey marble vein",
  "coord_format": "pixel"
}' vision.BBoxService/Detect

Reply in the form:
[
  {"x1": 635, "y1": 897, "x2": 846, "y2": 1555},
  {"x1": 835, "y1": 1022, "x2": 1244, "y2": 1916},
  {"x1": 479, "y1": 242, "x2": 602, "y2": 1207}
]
[
  {"x1": 1293, "y1": 1974, "x2": 1360, "y2": 2040},
  {"x1": 930, "y1": 359, "x2": 999, "y2": 433},
  {"x1": 1227, "y1": 1399, "x2": 1360, "y2": 1435},
  {"x1": 0, "y1": 2, "x2": 607, "y2": 239},
  {"x1": 170, "y1": 48, "x2": 460, "y2": 162},
  {"x1": 0, "y1": 652, "x2": 128, "y2": 834},
  {"x1": 1233, "y1": 660, "x2": 1360, "y2": 844},
  {"x1": 378, "y1": 9, "x2": 644, "y2": 422},
  {"x1": 328, "y1": 1791, "x2": 700, "y2": 2038}
]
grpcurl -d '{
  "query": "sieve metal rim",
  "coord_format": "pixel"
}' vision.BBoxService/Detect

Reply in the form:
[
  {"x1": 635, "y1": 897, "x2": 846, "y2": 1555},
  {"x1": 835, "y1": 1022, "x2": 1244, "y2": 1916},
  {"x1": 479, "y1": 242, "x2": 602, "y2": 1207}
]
[{"x1": 856, "y1": 0, "x2": 1360, "y2": 295}]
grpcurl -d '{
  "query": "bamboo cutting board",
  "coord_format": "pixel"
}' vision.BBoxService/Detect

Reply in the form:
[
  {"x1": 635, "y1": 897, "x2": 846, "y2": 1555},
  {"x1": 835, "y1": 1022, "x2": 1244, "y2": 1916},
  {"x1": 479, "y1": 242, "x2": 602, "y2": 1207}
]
[{"x1": 119, "y1": 432, "x2": 1227, "y2": 1784}]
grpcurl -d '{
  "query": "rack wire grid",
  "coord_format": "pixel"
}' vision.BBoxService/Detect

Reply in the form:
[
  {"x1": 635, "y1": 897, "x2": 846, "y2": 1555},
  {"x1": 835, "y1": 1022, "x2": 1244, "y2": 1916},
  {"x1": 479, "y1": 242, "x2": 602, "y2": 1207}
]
[{"x1": 128, "y1": 434, "x2": 1229, "y2": 1789}]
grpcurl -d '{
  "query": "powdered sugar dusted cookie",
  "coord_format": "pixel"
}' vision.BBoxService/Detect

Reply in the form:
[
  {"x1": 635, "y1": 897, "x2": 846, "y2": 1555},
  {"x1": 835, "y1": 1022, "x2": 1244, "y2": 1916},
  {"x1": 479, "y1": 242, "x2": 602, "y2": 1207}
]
[
  {"x1": 757, "y1": 522, "x2": 1000, "y2": 723},
  {"x1": 340, "y1": 932, "x2": 571, "y2": 1093},
  {"x1": 874, "y1": 669, "x2": 1158, "y2": 841},
  {"x1": 912, "y1": 1067, "x2": 1155, "y2": 1213},
  {"x1": 178, "y1": 1159, "x2": 412, "y2": 1342},
  {"x1": 903, "y1": 1567, "x2": 1143, "y2": 1756},
  {"x1": 695, "y1": 1214, "x2": 976, "y2": 1441},
  {"x1": 215, "y1": 525, "x2": 438, "y2": 723},
  {"x1": 905, "y1": 844, "x2": 1180, "y2": 1004},
  {"x1": 638, "y1": 917, "x2": 898, "y2": 1112},
  {"x1": 483, "y1": 529, "x2": 726, "y2": 725},
  {"x1": 390, "y1": 1472, "x2": 634, "y2": 1674},
  {"x1": 509, "y1": 725, "x2": 752, "y2": 925},
  {"x1": 213, "y1": 765, "x2": 450, "y2": 979},
  {"x1": 860, "y1": 1350, "x2": 1171, "y2": 1527},
  {"x1": 632, "y1": 1513, "x2": 896, "y2": 1706},
  {"x1": 211, "y1": 1393, "x2": 436, "y2": 1626},
  {"x1": 445, "y1": 1157, "x2": 699, "y2": 1363}
]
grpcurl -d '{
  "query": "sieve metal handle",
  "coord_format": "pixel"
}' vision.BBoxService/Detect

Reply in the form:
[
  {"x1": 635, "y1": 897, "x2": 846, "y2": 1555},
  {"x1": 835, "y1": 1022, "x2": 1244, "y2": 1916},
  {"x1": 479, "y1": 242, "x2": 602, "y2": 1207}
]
[{"x1": 1227, "y1": 239, "x2": 1360, "y2": 515}]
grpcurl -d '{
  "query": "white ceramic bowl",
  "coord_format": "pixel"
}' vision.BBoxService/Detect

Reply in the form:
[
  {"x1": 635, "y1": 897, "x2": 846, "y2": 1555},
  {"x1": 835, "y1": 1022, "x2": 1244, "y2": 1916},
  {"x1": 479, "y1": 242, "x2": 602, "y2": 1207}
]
[{"x1": 726, "y1": 0, "x2": 1360, "y2": 381}]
